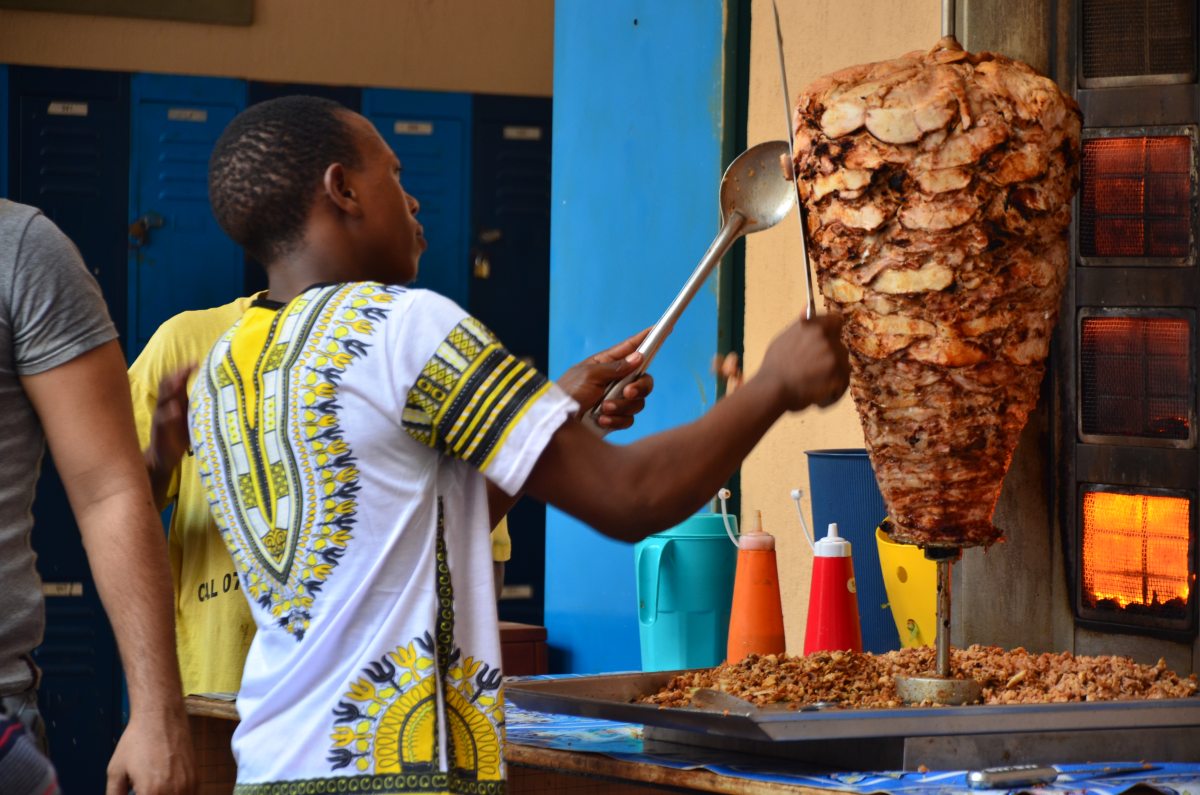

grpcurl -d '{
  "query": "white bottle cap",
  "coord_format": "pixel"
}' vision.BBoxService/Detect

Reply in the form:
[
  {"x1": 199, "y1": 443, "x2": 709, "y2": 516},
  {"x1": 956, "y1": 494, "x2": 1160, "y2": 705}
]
[{"x1": 813, "y1": 522, "x2": 852, "y2": 558}]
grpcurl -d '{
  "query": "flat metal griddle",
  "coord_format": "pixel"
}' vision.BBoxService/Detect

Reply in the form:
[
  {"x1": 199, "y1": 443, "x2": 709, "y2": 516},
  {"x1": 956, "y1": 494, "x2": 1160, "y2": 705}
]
[{"x1": 505, "y1": 670, "x2": 1200, "y2": 769}]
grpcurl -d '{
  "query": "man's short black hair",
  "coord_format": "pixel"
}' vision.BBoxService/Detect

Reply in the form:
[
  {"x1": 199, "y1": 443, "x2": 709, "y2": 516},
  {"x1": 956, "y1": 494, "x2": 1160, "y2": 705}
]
[{"x1": 208, "y1": 95, "x2": 362, "y2": 264}]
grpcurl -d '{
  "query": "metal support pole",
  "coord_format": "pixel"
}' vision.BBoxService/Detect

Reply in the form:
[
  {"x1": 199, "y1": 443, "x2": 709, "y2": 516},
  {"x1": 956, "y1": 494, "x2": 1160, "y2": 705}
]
[
  {"x1": 936, "y1": 557, "x2": 952, "y2": 677},
  {"x1": 942, "y1": 0, "x2": 955, "y2": 38}
]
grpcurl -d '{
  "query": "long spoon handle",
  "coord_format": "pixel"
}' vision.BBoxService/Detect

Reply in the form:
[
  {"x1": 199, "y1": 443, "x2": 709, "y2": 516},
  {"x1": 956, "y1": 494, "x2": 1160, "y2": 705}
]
[{"x1": 582, "y1": 212, "x2": 749, "y2": 436}]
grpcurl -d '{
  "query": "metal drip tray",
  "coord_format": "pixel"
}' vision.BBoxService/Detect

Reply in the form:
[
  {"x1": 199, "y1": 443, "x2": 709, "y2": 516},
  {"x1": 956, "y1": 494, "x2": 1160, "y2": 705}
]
[{"x1": 505, "y1": 670, "x2": 1200, "y2": 770}]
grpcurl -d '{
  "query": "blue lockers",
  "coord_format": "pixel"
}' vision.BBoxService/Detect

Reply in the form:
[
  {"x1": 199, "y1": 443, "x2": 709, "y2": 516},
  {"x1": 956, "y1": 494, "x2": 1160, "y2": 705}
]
[
  {"x1": 1, "y1": 65, "x2": 8, "y2": 196},
  {"x1": 470, "y1": 94, "x2": 553, "y2": 626},
  {"x1": 128, "y1": 74, "x2": 246, "y2": 356},
  {"x1": 363, "y1": 88, "x2": 472, "y2": 308},
  {"x1": 2, "y1": 63, "x2": 524, "y2": 782}
]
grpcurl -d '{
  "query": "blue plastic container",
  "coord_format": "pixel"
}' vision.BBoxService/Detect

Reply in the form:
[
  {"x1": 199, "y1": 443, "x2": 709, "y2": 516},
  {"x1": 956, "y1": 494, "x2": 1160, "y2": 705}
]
[
  {"x1": 635, "y1": 514, "x2": 737, "y2": 671},
  {"x1": 805, "y1": 449, "x2": 897, "y2": 653}
]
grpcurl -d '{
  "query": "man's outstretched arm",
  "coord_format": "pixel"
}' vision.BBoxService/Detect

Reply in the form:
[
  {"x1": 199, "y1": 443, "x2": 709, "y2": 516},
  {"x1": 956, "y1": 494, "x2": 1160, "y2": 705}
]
[{"x1": 22, "y1": 340, "x2": 194, "y2": 795}]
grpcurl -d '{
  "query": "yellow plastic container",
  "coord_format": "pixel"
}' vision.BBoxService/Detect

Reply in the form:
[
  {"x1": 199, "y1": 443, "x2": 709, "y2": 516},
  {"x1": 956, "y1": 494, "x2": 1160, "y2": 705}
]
[{"x1": 875, "y1": 523, "x2": 936, "y2": 648}]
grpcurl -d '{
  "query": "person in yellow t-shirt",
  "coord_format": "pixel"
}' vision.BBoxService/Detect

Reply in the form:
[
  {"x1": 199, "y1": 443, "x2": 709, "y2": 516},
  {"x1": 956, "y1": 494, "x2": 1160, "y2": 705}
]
[
  {"x1": 130, "y1": 295, "x2": 261, "y2": 696},
  {"x1": 131, "y1": 297, "x2": 653, "y2": 696}
]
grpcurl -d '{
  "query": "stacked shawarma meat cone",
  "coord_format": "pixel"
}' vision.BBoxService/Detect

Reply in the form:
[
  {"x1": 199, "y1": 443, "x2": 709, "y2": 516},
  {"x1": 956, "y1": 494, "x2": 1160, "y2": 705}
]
[{"x1": 792, "y1": 37, "x2": 1081, "y2": 548}]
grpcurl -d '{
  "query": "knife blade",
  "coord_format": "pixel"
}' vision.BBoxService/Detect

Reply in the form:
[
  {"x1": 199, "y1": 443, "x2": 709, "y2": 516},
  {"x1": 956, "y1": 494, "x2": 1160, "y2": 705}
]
[{"x1": 770, "y1": 0, "x2": 816, "y2": 320}]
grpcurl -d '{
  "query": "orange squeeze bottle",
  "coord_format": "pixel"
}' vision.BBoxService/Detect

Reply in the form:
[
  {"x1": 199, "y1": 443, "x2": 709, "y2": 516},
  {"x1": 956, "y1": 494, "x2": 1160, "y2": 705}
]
[{"x1": 726, "y1": 510, "x2": 786, "y2": 664}]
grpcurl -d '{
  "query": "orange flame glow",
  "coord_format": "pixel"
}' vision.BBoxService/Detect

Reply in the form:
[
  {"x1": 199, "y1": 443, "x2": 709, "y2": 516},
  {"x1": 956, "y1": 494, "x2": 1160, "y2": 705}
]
[
  {"x1": 1081, "y1": 135, "x2": 1191, "y2": 258},
  {"x1": 1082, "y1": 491, "x2": 1191, "y2": 609}
]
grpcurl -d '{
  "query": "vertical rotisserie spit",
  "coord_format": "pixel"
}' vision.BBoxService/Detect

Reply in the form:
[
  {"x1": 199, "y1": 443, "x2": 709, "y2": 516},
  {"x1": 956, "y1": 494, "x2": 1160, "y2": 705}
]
[{"x1": 793, "y1": 36, "x2": 1082, "y2": 548}]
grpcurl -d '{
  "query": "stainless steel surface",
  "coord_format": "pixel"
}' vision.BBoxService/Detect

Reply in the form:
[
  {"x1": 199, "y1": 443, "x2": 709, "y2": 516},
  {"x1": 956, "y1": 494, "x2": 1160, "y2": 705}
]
[
  {"x1": 903, "y1": 729, "x2": 1199, "y2": 770},
  {"x1": 505, "y1": 670, "x2": 1200, "y2": 746},
  {"x1": 769, "y1": 0, "x2": 815, "y2": 320},
  {"x1": 584, "y1": 140, "x2": 794, "y2": 433},
  {"x1": 955, "y1": 0, "x2": 1052, "y2": 74},
  {"x1": 644, "y1": 725, "x2": 1198, "y2": 770},
  {"x1": 942, "y1": 0, "x2": 954, "y2": 38}
]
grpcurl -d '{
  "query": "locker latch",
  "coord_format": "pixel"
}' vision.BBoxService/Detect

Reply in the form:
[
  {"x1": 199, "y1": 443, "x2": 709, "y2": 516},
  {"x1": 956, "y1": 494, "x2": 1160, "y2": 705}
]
[{"x1": 128, "y1": 211, "x2": 165, "y2": 249}]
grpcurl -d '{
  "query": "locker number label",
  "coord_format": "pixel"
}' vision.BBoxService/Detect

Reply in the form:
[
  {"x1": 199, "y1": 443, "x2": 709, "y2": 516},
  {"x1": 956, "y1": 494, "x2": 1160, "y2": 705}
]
[
  {"x1": 393, "y1": 121, "x2": 434, "y2": 136},
  {"x1": 503, "y1": 125, "x2": 543, "y2": 141},
  {"x1": 168, "y1": 108, "x2": 209, "y2": 123},
  {"x1": 48, "y1": 101, "x2": 88, "y2": 117},
  {"x1": 42, "y1": 582, "x2": 84, "y2": 597}
]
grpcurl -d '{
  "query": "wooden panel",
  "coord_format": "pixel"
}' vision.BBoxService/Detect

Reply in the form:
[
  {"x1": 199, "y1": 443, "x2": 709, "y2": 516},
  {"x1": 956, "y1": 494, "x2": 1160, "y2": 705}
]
[
  {"x1": 189, "y1": 714, "x2": 236, "y2": 795},
  {"x1": 501, "y1": 621, "x2": 549, "y2": 675},
  {"x1": 509, "y1": 766, "x2": 665, "y2": 794},
  {"x1": 0, "y1": 0, "x2": 251, "y2": 24}
]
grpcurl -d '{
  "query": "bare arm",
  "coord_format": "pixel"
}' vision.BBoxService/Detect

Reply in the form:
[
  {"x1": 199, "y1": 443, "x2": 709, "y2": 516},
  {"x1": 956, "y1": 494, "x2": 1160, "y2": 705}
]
[
  {"x1": 523, "y1": 315, "x2": 849, "y2": 540},
  {"x1": 486, "y1": 330, "x2": 654, "y2": 528},
  {"x1": 22, "y1": 340, "x2": 193, "y2": 794}
]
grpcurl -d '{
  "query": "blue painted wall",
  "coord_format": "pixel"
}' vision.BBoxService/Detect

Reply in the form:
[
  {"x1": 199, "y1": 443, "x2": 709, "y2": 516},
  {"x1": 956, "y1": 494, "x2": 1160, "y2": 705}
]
[{"x1": 546, "y1": 1, "x2": 728, "y2": 673}]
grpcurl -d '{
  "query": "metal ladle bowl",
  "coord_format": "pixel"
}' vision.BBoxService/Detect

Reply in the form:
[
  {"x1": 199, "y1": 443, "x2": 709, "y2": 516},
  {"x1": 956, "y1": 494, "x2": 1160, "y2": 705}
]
[
  {"x1": 717, "y1": 139, "x2": 797, "y2": 234},
  {"x1": 585, "y1": 140, "x2": 795, "y2": 432}
]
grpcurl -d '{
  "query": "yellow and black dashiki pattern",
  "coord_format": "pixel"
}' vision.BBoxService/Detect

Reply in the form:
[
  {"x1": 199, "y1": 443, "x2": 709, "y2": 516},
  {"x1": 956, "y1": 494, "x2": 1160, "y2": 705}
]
[{"x1": 189, "y1": 283, "x2": 577, "y2": 794}]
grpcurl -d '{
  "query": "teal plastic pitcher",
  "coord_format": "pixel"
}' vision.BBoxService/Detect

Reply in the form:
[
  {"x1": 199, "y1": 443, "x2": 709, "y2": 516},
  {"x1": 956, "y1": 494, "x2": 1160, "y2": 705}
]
[{"x1": 635, "y1": 514, "x2": 737, "y2": 671}]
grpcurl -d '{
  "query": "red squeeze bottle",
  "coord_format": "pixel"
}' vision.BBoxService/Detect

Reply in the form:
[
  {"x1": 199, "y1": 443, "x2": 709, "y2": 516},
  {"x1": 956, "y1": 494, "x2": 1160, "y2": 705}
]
[
  {"x1": 726, "y1": 510, "x2": 786, "y2": 664},
  {"x1": 803, "y1": 522, "x2": 863, "y2": 654}
]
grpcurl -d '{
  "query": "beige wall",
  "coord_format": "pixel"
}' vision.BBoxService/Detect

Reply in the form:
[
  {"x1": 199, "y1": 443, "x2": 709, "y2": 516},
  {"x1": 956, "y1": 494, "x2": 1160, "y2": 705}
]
[
  {"x1": 743, "y1": 0, "x2": 940, "y2": 652},
  {"x1": 0, "y1": 0, "x2": 553, "y2": 95}
]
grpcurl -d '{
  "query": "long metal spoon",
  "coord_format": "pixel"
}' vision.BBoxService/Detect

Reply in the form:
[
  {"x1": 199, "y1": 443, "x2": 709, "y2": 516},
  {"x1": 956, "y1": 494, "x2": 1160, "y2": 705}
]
[{"x1": 584, "y1": 139, "x2": 796, "y2": 434}]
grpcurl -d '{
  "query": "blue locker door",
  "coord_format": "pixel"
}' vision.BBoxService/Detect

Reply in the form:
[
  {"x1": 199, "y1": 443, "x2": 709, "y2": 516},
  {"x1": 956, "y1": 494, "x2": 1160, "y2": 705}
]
[
  {"x1": 9, "y1": 65, "x2": 130, "y2": 792},
  {"x1": 470, "y1": 94, "x2": 553, "y2": 627},
  {"x1": 362, "y1": 89, "x2": 472, "y2": 307},
  {"x1": 128, "y1": 74, "x2": 246, "y2": 357},
  {"x1": 1, "y1": 65, "x2": 9, "y2": 196}
]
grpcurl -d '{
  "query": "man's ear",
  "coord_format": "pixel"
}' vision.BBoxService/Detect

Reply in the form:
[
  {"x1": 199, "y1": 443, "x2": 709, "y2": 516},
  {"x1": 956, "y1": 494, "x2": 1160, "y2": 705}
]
[{"x1": 323, "y1": 163, "x2": 363, "y2": 217}]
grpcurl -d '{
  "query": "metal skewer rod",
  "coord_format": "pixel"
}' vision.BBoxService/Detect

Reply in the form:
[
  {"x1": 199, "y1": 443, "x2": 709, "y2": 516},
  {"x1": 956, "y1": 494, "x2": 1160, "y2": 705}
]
[
  {"x1": 942, "y1": 0, "x2": 955, "y2": 38},
  {"x1": 936, "y1": 555, "x2": 953, "y2": 677},
  {"x1": 894, "y1": 545, "x2": 981, "y2": 705}
]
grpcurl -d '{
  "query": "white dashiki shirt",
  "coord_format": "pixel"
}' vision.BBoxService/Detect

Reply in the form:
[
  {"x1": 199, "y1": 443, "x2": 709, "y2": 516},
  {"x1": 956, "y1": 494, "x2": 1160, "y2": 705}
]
[{"x1": 189, "y1": 282, "x2": 576, "y2": 794}]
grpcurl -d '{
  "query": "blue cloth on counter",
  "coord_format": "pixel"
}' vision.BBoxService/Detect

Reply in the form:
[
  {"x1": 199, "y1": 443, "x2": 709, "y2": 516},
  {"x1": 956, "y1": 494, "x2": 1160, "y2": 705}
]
[{"x1": 504, "y1": 700, "x2": 1200, "y2": 794}]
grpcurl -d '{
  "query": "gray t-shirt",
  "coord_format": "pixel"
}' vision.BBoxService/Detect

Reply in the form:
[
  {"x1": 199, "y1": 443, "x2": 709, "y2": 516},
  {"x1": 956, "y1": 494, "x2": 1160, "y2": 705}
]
[{"x1": 0, "y1": 200, "x2": 118, "y2": 695}]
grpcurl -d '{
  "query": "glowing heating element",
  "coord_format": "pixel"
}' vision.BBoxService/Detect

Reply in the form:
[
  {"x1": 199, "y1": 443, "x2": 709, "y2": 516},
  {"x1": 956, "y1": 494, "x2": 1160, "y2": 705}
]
[
  {"x1": 1081, "y1": 490, "x2": 1191, "y2": 612},
  {"x1": 1080, "y1": 316, "x2": 1191, "y2": 440},
  {"x1": 1080, "y1": 136, "x2": 1192, "y2": 259}
]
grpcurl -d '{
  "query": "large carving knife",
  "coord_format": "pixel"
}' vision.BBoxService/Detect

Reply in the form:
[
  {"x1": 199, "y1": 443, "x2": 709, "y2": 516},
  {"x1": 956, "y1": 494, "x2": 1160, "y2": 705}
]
[{"x1": 771, "y1": 0, "x2": 816, "y2": 320}]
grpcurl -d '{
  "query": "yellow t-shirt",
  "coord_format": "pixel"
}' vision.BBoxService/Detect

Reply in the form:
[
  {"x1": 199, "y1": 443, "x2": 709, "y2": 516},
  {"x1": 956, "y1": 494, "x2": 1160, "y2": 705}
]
[{"x1": 129, "y1": 296, "x2": 259, "y2": 696}]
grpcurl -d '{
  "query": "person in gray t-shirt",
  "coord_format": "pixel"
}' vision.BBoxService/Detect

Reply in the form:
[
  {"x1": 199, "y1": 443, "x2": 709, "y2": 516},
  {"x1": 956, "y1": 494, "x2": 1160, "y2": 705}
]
[{"x1": 0, "y1": 200, "x2": 194, "y2": 793}]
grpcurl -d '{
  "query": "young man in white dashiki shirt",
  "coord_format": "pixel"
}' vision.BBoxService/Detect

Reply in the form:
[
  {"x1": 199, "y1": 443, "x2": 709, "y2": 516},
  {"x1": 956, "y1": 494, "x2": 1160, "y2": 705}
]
[{"x1": 189, "y1": 96, "x2": 850, "y2": 794}]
